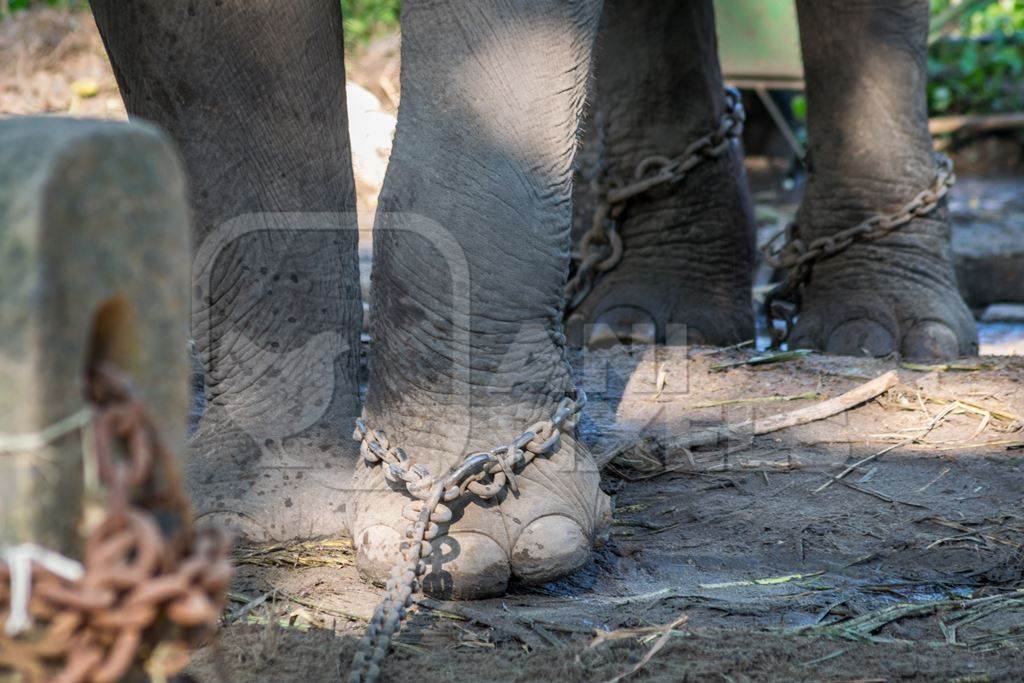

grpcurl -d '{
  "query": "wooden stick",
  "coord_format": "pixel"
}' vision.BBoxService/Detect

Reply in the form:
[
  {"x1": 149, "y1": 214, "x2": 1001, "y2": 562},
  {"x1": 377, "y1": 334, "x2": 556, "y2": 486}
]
[
  {"x1": 666, "y1": 370, "x2": 899, "y2": 452},
  {"x1": 928, "y1": 111, "x2": 1024, "y2": 136},
  {"x1": 814, "y1": 399, "x2": 955, "y2": 493}
]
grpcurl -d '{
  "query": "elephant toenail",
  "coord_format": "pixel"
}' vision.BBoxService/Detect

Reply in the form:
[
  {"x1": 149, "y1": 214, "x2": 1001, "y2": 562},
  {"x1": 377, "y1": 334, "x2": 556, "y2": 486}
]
[
  {"x1": 826, "y1": 319, "x2": 896, "y2": 357},
  {"x1": 565, "y1": 312, "x2": 585, "y2": 347},
  {"x1": 511, "y1": 514, "x2": 589, "y2": 584},
  {"x1": 594, "y1": 491, "x2": 613, "y2": 547},
  {"x1": 902, "y1": 321, "x2": 959, "y2": 360},
  {"x1": 355, "y1": 524, "x2": 402, "y2": 584},
  {"x1": 421, "y1": 532, "x2": 509, "y2": 599},
  {"x1": 587, "y1": 306, "x2": 657, "y2": 349},
  {"x1": 789, "y1": 333, "x2": 816, "y2": 350},
  {"x1": 686, "y1": 328, "x2": 708, "y2": 345}
]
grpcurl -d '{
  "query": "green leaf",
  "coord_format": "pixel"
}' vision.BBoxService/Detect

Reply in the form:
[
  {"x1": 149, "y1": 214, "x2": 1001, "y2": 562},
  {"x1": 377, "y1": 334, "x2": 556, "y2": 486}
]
[
  {"x1": 790, "y1": 94, "x2": 807, "y2": 121},
  {"x1": 710, "y1": 349, "x2": 814, "y2": 372}
]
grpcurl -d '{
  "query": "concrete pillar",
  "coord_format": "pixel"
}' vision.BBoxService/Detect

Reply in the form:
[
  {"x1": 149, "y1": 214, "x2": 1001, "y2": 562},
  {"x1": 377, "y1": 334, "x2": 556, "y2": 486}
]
[{"x1": 0, "y1": 117, "x2": 190, "y2": 556}]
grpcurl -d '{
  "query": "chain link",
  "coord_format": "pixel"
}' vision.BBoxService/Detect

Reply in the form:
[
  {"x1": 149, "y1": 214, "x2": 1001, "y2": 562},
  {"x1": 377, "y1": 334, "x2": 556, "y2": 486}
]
[
  {"x1": 346, "y1": 391, "x2": 585, "y2": 683},
  {"x1": 761, "y1": 154, "x2": 956, "y2": 347},
  {"x1": 0, "y1": 366, "x2": 232, "y2": 683},
  {"x1": 564, "y1": 87, "x2": 746, "y2": 315}
]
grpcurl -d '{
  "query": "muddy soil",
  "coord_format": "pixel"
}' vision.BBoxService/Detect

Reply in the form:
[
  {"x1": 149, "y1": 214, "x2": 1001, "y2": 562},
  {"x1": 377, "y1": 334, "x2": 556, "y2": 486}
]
[{"x1": 188, "y1": 350, "x2": 1023, "y2": 682}]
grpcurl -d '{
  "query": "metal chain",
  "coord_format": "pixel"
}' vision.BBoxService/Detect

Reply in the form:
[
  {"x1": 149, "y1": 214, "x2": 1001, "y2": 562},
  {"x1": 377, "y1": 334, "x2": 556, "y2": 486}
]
[
  {"x1": 0, "y1": 366, "x2": 232, "y2": 683},
  {"x1": 761, "y1": 154, "x2": 956, "y2": 347},
  {"x1": 346, "y1": 390, "x2": 585, "y2": 683},
  {"x1": 564, "y1": 87, "x2": 746, "y2": 315}
]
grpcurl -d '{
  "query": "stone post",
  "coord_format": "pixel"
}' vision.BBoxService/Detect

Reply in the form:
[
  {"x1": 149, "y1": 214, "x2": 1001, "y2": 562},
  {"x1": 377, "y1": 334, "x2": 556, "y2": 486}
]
[{"x1": 0, "y1": 117, "x2": 190, "y2": 556}]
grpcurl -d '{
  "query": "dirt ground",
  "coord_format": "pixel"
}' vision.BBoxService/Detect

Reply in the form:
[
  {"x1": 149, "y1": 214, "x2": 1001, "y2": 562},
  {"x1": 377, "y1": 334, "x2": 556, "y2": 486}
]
[
  {"x1": 185, "y1": 350, "x2": 1024, "y2": 682},
  {"x1": 4, "y1": 9, "x2": 1023, "y2": 682}
]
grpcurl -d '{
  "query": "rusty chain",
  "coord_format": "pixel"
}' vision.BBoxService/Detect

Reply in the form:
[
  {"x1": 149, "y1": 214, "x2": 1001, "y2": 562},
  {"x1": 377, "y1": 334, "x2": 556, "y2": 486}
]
[
  {"x1": 761, "y1": 154, "x2": 956, "y2": 347},
  {"x1": 347, "y1": 390, "x2": 585, "y2": 683},
  {"x1": 564, "y1": 87, "x2": 745, "y2": 315},
  {"x1": 0, "y1": 366, "x2": 232, "y2": 683}
]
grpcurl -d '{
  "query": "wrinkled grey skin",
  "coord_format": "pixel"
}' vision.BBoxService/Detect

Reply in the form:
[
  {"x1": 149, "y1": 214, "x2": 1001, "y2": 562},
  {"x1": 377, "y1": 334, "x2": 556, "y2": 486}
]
[
  {"x1": 569, "y1": 0, "x2": 756, "y2": 349},
  {"x1": 92, "y1": 0, "x2": 364, "y2": 542},
  {"x1": 789, "y1": 0, "x2": 976, "y2": 358},
  {"x1": 88, "y1": 0, "x2": 974, "y2": 598}
]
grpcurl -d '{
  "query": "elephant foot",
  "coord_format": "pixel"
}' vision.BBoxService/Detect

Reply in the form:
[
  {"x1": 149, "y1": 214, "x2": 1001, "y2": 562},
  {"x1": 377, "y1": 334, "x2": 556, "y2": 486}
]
[
  {"x1": 788, "y1": 221, "x2": 978, "y2": 361},
  {"x1": 185, "y1": 408, "x2": 357, "y2": 542},
  {"x1": 567, "y1": 152, "x2": 756, "y2": 349},
  {"x1": 340, "y1": 0, "x2": 610, "y2": 599},
  {"x1": 567, "y1": 274, "x2": 755, "y2": 349},
  {"x1": 346, "y1": 420, "x2": 611, "y2": 599}
]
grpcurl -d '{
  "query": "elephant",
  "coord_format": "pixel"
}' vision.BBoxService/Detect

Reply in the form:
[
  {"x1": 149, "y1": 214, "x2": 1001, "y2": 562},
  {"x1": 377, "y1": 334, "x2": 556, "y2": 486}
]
[{"x1": 88, "y1": 0, "x2": 976, "y2": 599}]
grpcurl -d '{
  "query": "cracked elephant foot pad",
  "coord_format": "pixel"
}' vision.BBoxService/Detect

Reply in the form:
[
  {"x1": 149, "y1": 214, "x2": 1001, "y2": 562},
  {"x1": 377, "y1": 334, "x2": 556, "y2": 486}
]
[{"x1": 347, "y1": 438, "x2": 611, "y2": 600}]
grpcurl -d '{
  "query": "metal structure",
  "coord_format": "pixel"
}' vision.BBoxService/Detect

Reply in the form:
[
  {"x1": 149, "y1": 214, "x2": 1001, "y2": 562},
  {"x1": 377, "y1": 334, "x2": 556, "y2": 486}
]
[
  {"x1": 715, "y1": 0, "x2": 804, "y2": 90},
  {"x1": 715, "y1": 0, "x2": 804, "y2": 158}
]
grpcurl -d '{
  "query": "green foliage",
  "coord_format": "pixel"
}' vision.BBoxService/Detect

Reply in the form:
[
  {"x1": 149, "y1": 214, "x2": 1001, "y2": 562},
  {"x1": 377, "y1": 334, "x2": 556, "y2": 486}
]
[
  {"x1": 928, "y1": 34, "x2": 1024, "y2": 115},
  {"x1": 790, "y1": 94, "x2": 807, "y2": 121},
  {"x1": 928, "y1": 0, "x2": 1024, "y2": 115},
  {"x1": 790, "y1": 1, "x2": 1024, "y2": 119},
  {"x1": 340, "y1": 0, "x2": 401, "y2": 49},
  {"x1": 931, "y1": 0, "x2": 1024, "y2": 36}
]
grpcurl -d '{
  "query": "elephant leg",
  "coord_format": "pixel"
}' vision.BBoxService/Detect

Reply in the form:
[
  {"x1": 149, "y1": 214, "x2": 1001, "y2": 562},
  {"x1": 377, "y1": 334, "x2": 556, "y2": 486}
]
[
  {"x1": 91, "y1": 0, "x2": 363, "y2": 540},
  {"x1": 566, "y1": 0, "x2": 756, "y2": 348},
  {"x1": 789, "y1": 0, "x2": 977, "y2": 359},
  {"x1": 346, "y1": 0, "x2": 611, "y2": 599}
]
